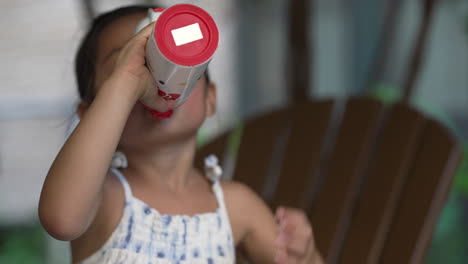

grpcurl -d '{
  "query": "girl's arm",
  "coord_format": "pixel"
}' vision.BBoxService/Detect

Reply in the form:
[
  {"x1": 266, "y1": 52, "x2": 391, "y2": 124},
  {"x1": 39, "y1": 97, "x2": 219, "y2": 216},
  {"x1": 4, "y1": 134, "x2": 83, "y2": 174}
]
[
  {"x1": 223, "y1": 182, "x2": 277, "y2": 263},
  {"x1": 39, "y1": 78, "x2": 138, "y2": 241},
  {"x1": 38, "y1": 23, "x2": 168, "y2": 241},
  {"x1": 224, "y1": 181, "x2": 323, "y2": 264}
]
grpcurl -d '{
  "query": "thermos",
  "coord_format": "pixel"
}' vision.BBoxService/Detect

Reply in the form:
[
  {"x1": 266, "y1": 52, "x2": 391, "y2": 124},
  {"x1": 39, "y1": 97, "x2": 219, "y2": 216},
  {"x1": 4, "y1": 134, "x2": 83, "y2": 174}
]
[{"x1": 135, "y1": 4, "x2": 219, "y2": 119}]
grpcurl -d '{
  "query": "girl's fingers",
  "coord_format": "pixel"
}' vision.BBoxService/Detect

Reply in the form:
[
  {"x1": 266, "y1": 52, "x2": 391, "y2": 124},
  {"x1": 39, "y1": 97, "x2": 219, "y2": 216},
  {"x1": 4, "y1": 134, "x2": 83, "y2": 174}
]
[
  {"x1": 277, "y1": 207, "x2": 316, "y2": 259},
  {"x1": 286, "y1": 223, "x2": 313, "y2": 256},
  {"x1": 113, "y1": 22, "x2": 155, "y2": 78},
  {"x1": 284, "y1": 242, "x2": 319, "y2": 264},
  {"x1": 274, "y1": 249, "x2": 288, "y2": 264},
  {"x1": 281, "y1": 220, "x2": 311, "y2": 258},
  {"x1": 131, "y1": 21, "x2": 156, "y2": 47},
  {"x1": 275, "y1": 207, "x2": 286, "y2": 222},
  {"x1": 135, "y1": 21, "x2": 155, "y2": 38},
  {"x1": 275, "y1": 210, "x2": 289, "y2": 264}
]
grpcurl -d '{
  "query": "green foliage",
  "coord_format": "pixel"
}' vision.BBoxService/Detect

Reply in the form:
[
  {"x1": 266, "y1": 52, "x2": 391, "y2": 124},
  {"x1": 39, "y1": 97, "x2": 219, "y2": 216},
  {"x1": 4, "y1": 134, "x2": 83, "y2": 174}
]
[
  {"x1": 0, "y1": 224, "x2": 47, "y2": 264},
  {"x1": 227, "y1": 125, "x2": 243, "y2": 156},
  {"x1": 425, "y1": 193, "x2": 468, "y2": 263},
  {"x1": 453, "y1": 144, "x2": 468, "y2": 196},
  {"x1": 368, "y1": 83, "x2": 402, "y2": 104}
]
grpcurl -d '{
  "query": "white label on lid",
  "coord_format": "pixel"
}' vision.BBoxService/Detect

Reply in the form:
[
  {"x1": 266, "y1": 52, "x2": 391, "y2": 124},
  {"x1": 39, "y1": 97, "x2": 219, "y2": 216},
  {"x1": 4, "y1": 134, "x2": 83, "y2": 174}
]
[{"x1": 171, "y1": 23, "x2": 203, "y2": 46}]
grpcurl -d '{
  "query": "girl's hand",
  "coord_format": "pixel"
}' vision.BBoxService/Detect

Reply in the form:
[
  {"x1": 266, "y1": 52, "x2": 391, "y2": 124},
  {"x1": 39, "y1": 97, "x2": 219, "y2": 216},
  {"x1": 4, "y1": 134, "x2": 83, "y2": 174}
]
[
  {"x1": 274, "y1": 207, "x2": 324, "y2": 264},
  {"x1": 109, "y1": 22, "x2": 175, "y2": 112}
]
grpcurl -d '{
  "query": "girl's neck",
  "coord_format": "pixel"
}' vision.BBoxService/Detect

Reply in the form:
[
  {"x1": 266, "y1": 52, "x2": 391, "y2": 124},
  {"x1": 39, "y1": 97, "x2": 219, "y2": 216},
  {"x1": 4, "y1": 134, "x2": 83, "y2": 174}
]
[{"x1": 121, "y1": 137, "x2": 199, "y2": 192}]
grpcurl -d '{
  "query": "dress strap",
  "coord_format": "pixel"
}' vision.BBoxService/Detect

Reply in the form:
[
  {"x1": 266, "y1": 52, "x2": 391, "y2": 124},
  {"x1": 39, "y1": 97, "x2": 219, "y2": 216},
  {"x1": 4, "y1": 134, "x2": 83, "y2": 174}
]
[
  {"x1": 111, "y1": 168, "x2": 133, "y2": 202},
  {"x1": 204, "y1": 154, "x2": 224, "y2": 207},
  {"x1": 212, "y1": 180, "x2": 227, "y2": 211},
  {"x1": 204, "y1": 155, "x2": 234, "y2": 233},
  {"x1": 208, "y1": 164, "x2": 236, "y2": 255},
  {"x1": 204, "y1": 155, "x2": 223, "y2": 182}
]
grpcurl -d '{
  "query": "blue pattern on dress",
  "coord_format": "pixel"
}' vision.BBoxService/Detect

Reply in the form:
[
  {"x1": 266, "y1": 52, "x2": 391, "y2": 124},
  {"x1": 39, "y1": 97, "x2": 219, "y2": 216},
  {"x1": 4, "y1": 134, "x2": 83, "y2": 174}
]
[
  {"x1": 79, "y1": 167, "x2": 235, "y2": 264},
  {"x1": 135, "y1": 242, "x2": 142, "y2": 253},
  {"x1": 123, "y1": 213, "x2": 134, "y2": 249},
  {"x1": 143, "y1": 205, "x2": 151, "y2": 215},
  {"x1": 193, "y1": 248, "x2": 200, "y2": 258},
  {"x1": 161, "y1": 214, "x2": 172, "y2": 227},
  {"x1": 218, "y1": 245, "x2": 225, "y2": 257}
]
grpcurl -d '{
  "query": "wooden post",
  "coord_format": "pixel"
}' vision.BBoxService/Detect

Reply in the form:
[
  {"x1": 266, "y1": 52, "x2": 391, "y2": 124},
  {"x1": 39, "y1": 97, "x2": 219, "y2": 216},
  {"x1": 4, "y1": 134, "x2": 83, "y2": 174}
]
[
  {"x1": 366, "y1": 0, "x2": 405, "y2": 90},
  {"x1": 287, "y1": 0, "x2": 312, "y2": 104},
  {"x1": 402, "y1": 0, "x2": 439, "y2": 102}
]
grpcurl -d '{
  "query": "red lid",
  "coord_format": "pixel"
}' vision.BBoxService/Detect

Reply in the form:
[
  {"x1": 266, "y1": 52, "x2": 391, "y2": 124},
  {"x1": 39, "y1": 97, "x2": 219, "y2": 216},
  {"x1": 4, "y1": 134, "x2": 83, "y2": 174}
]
[{"x1": 155, "y1": 4, "x2": 219, "y2": 66}]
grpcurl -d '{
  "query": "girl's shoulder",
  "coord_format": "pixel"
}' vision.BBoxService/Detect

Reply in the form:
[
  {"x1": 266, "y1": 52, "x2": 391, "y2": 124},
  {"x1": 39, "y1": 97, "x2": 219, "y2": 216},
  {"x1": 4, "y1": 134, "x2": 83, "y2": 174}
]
[
  {"x1": 219, "y1": 180, "x2": 256, "y2": 199},
  {"x1": 218, "y1": 180, "x2": 267, "y2": 213},
  {"x1": 218, "y1": 180, "x2": 274, "y2": 234}
]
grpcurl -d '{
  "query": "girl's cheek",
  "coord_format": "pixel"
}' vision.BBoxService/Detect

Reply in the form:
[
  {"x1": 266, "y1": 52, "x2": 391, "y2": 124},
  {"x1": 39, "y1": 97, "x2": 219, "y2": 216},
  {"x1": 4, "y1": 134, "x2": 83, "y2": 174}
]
[{"x1": 180, "y1": 85, "x2": 206, "y2": 115}]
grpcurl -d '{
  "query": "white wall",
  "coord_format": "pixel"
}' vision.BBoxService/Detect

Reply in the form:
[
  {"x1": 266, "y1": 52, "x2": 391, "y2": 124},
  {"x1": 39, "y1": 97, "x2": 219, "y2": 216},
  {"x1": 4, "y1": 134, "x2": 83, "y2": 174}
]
[{"x1": 0, "y1": 0, "x2": 80, "y2": 223}]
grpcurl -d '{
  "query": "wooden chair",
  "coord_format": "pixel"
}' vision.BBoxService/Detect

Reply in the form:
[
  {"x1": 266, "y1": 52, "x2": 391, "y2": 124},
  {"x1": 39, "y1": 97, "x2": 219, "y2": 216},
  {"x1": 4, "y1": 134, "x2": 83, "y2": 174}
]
[{"x1": 195, "y1": 97, "x2": 462, "y2": 264}]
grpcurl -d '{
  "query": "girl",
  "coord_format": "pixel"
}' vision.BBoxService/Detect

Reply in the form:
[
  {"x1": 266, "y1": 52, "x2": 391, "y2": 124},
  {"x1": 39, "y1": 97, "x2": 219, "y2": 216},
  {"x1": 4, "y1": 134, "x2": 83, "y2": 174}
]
[{"x1": 38, "y1": 5, "x2": 323, "y2": 264}]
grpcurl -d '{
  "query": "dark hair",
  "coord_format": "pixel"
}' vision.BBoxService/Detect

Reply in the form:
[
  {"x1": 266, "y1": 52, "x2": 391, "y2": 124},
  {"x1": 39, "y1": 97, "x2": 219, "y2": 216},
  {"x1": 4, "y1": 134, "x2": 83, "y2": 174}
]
[
  {"x1": 75, "y1": 5, "x2": 211, "y2": 103},
  {"x1": 75, "y1": 6, "x2": 153, "y2": 102}
]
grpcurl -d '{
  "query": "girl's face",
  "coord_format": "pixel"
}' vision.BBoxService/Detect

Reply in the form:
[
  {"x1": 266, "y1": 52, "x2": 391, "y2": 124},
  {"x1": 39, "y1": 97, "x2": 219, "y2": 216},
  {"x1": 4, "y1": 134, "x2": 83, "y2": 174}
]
[{"x1": 89, "y1": 12, "x2": 216, "y2": 150}]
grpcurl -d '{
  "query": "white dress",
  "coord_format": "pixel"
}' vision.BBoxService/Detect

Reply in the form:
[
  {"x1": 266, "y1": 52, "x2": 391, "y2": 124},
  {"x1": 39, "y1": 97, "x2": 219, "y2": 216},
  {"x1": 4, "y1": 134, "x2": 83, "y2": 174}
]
[{"x1": 79, "y1": 156, "x2": 236, "y2": 264}]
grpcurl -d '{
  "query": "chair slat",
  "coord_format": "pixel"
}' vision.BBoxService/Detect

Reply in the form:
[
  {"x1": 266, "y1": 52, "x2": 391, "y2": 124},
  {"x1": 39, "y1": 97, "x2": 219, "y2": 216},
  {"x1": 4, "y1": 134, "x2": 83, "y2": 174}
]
[
  {"x1": 195, "y1": 132, "x2": 230, "y2": 173},
  {"x1": 310, "y1": 97, "x2": 384, "y2": 263},
  {"x1": 379, "y1": 119, "x2": 461, "y2": 264},
  {"x1": 338, "y1": 103, "x2": 426, "y2": 264},
  {"x1": 270, "y1": 99, "x2": 334, "y2": 210},
  {"x1": 196, "y1": 97, "x2": 460, "y2": 264},
  {"x1": 233, "y1": 109, "x2": 290, "y2": 197}
]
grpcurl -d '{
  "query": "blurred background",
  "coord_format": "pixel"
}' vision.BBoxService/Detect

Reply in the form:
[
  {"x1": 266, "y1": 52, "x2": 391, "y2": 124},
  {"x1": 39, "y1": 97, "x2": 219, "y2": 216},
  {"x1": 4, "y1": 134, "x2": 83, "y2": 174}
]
[{"x1": 0, "y1": 0, "x2": 467, "y2": 263}]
